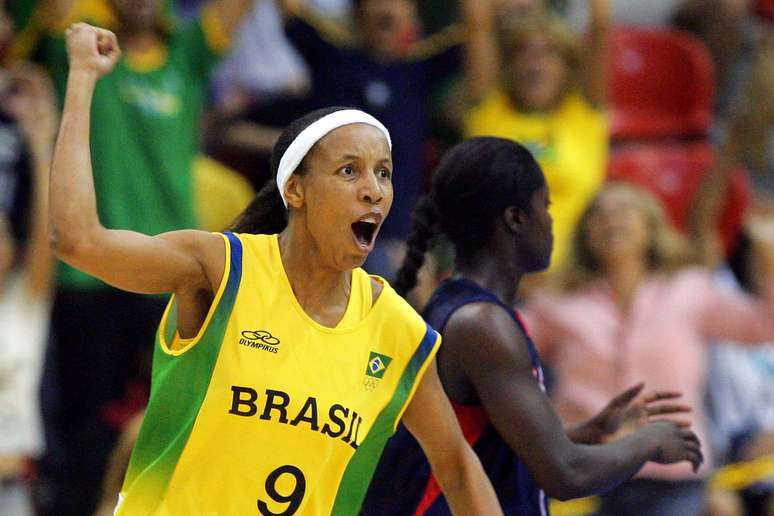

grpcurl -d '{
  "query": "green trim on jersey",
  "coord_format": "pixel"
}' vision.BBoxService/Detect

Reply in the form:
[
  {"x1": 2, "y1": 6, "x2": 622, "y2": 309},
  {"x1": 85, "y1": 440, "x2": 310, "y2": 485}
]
[
  {"x1": 120, "y1": 233, "x2": 242, "y2": 512},
  {"x1": 330, "y1": 324, "x2": 440, "y2": 514}
]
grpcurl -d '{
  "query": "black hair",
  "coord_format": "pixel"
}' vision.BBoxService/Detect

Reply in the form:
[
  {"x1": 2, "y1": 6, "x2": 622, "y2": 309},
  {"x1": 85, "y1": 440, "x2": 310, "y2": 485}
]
[
  {"x1": 230, "y1": 106, "x2": 352, "y2": 234},
  {"x1": 394, "y1": 137, "x2": 546, "y2": 296}
]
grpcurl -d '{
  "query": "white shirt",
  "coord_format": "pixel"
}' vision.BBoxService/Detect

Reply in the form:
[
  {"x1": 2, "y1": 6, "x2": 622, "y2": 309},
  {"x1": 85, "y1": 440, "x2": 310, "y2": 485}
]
[{"x1": 0, "y1": 273, "x2": 49, "y2": 456}]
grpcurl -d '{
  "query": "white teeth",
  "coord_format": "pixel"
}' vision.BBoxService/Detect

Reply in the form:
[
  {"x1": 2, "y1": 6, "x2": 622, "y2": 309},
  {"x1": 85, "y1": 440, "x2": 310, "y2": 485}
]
[{"x1": 360, "y1": 216, "x2": 377, "y2": 224}]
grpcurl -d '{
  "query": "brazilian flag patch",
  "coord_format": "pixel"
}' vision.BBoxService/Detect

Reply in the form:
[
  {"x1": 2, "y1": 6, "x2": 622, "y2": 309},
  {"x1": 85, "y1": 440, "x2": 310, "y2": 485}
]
[{"x1": 365, "y1": 351, "x2": 392, "y2": 379}]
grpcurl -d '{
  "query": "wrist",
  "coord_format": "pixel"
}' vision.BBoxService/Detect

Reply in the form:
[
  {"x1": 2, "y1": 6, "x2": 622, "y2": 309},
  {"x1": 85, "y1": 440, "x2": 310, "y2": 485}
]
[
  {"x1": 642, "y1": 422, "x2": 665, "y2": 461},
  {"x1": 67, "y1": 66, "x2": 99, "y2": 82}
]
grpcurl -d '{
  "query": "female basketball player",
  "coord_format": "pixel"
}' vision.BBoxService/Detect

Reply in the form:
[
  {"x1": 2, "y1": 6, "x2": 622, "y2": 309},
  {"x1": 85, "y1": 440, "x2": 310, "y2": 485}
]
[
  {"x1": 362, "y1": 137, "x2": 704, "y2": 515},
  {"x1": 48, "y1": 23, "x2": 502, "y2": 515}
]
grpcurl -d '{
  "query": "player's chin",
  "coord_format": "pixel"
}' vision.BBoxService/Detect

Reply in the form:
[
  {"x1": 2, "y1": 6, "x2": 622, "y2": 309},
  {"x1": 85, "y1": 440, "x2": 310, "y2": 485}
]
[
  {"x1": 335, "y1": 249, "x2": 370, "y2": 271},
  {"x1": 347, "y1": 252, "x2": 370, "y2": 270}
]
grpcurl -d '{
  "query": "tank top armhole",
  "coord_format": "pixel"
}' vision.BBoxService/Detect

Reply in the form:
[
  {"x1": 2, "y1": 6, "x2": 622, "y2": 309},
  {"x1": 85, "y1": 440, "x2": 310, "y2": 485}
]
[
  {"x1": 369, "y1": 276, "x2": 383, "y2": 307},
  {"x1": 157, "y1": 232, "x2": 236, "y2": 356},
  {"x1": 168, "y1": 333, "x2": 195, "y2": 352}
]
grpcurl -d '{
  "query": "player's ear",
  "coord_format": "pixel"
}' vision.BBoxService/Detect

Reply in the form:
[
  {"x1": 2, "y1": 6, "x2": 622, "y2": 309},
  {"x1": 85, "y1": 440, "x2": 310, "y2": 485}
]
[
  {"x1": 503, "y1": 206, "x2": 527, "y2": 234},
  {"x1": 284, "y1": 175, "x2": 305, "y2": 209}
]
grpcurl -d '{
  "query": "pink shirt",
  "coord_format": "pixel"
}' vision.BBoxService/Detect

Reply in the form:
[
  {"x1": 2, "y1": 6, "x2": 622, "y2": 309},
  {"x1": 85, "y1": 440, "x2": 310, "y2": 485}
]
[{"x1": 520, "y1": 267, "x2": 774, "y2": 480}]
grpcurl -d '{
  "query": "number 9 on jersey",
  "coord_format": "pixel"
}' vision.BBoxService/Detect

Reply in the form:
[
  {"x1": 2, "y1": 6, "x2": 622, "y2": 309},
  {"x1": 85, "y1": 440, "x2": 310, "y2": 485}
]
[{"x1": 257, "y1": 465, "x2": 307, "y2": 515}]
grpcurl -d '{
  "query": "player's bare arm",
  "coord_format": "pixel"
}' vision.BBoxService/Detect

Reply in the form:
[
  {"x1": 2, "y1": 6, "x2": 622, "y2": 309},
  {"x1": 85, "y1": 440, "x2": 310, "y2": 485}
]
[
  {"x1": 49, "y1": 23, "x2": 224, "y2": 336},
  {"x1": 443, "y1": 302, "x2": 703, "y2": 500}
]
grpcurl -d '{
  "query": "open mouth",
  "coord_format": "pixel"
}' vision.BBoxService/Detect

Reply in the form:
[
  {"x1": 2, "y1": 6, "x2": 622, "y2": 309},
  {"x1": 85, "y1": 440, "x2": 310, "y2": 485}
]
[{"x1": 351, "y1": 220, "x2": 378, "y2": 248}]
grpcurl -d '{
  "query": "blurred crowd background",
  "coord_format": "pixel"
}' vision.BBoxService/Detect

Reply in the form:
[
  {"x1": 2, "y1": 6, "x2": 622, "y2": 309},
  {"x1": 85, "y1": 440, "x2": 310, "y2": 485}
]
[{"x1": 0, "y1": 0, "x2": 772, "y2": 515}]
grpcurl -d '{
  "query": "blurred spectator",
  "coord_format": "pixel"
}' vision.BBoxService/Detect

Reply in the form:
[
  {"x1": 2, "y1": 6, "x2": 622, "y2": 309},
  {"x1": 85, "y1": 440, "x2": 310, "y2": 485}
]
[
  {"x1": 673, "y1": 0, "x2": 755, "y2": 114},
  {"x1": 563, "y1": 1, "x2": 764, "y2": 128},
  {"x1": 563, "y1": 0, "x2": 686, "y2": 27},
  {"x1": 727, "y1": 34, "x2": 774, "y2": 197},
  {"x1": 12, "y1": 0, "x2": 252, "y2": 514},
  {"x1": 706, "y1": 201, "x2": 774, "y2": 516},
  {"x1": 213, "y1": 0, "x2": 351, "y2": 103},
  {"x1": 462, "y1": 0, "x2": 611, "y2": 275},
  {"x1": 214, "y1": 0, "x2": 310, "y2": 102},
  {"x1": 242, "y1": 0, "x2": 462, "y2": 278},
  {"x1": 0, "y1": 6, "x2": 57, "y2": 513},
  {"x1": 709, "y1": 341, "x2": 774, "y2": 464},
  {"x1": 519, "y1": 178, "x2": 774, "y2": 514}
]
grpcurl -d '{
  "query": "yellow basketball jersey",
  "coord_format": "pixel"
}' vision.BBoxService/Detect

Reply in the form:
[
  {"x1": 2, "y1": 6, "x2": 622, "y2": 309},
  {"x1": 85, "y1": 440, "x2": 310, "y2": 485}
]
[{"x1": 117, "y1": 233, "x2": 440, "y2": 515}]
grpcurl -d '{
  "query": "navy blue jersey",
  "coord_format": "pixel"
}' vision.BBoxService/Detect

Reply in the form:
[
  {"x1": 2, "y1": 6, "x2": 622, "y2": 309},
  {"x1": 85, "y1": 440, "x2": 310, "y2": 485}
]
[{"x1": 362, "y1": 278, "x2": 549, "y2": 515}]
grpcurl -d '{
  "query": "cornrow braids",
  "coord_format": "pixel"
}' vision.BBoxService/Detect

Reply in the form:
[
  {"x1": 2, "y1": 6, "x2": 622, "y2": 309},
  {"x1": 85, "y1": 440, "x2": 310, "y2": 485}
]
[
  {"x1": 228, "y1": 106, "x2": 354, "y2": 235},
  {"x1": 393, "y1": 196, "x2": 440, "y2": 296}
]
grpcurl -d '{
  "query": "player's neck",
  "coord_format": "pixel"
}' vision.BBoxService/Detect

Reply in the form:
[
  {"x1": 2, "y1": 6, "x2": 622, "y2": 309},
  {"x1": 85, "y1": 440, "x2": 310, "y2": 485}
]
[
  {"x1": 457, "y1": 253, "x2": 521, "y2": 307},
  {"x1": 277, "y1": 229, "x2": 352, "y2": 327}
]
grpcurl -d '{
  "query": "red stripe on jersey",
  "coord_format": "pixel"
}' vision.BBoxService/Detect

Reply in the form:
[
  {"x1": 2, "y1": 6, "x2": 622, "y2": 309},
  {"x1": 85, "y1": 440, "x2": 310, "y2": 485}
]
[{"x1": 414, "y1": 403, "x2": 489, "y2": 515}]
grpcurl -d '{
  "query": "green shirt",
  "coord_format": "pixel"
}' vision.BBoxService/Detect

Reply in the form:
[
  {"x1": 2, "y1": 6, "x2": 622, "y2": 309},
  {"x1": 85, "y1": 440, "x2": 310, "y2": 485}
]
[{"x1": 37, "y1": 15, "x2": 221, "y2": 289}]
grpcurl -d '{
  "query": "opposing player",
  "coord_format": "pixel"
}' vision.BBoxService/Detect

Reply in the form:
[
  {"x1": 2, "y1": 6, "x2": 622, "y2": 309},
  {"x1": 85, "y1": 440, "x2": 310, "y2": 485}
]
[
  {"x1": 49, "y1": 23, "x2": 502, "y2": 515},
  {"x1": 362, "y1": 137, "x2": 703, "y2": 515}
]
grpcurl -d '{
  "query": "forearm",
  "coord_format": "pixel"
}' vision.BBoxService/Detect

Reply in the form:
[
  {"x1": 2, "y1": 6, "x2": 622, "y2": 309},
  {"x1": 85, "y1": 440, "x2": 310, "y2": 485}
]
[
  {"x1": 461, "y1": 0, "x2": 498, "y2": 104},
  {"x1": 24, "y1": 146, "x2": 53, "y2": 298},
  {"x1": 688, "y1": 129, "x2": 742, "y2": 264},
  {"x1": 555, "y1": 432, "x2": 658, "y2": 499},
  {"x1": 434, "y1": 447, "x2": 503, "y2": 515},
  {"x1": 49, "y1": 69, "x2": 102, "y2": 255},
  {"x1": 581, "y1": 0, "x2": 612, "y2": 105}
]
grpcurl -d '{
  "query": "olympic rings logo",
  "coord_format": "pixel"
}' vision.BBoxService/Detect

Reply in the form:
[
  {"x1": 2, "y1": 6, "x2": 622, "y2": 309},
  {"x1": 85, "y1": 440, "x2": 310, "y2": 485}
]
[
  {"x1": 240, "y1": 330, "x2": 280, "y2": 346},
  {"x1": 363, "y1": 377, "x2": 378, "y2": 392}
]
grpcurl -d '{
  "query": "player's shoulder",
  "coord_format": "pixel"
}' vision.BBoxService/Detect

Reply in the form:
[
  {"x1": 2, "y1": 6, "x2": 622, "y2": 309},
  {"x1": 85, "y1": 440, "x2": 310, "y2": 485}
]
[
  {"x1": 446, "y1": 300, "x2": 518, "y2": 336},
  {"x1": 444, "y1": 300, "x2": 526, "y2": 357}
]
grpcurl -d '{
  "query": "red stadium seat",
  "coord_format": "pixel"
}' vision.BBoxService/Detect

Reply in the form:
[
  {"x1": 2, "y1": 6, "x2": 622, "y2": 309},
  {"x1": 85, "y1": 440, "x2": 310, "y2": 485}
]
[
  {"x1": 756, "y1": 0, "x2": 774, "y2": 21},
  {"x1": 607, "y1": 142, "x2": 751, "y2": 253},
  {"x1": 610, "y1": 28, "x2": 715, "y2": 140}
]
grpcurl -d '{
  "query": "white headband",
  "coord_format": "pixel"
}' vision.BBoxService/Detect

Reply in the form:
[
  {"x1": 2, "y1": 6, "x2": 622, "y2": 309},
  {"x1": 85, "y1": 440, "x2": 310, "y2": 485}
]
[{"x1": 276, "y1": 109, "x2": 392, "y2": 207}]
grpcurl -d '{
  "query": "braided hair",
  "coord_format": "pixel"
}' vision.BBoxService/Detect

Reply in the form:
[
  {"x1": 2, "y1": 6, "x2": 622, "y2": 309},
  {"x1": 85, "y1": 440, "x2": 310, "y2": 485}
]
[
  {"x1": 394, "y1": 137, "x2": 546, "y2": 296},
  {"x1": 230, "y1": 106, "x2": 352, "y2": 234}
]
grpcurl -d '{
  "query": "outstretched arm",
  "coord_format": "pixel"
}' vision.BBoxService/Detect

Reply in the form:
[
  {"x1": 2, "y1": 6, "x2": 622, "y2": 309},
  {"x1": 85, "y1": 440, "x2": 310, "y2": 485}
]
[
  {"x1": 445, "y1": 303, "x2": 702, "y2": 500},
  {"x1": 402, "y1": 359, "x2": 503, "y2": 515},
  {"x1": 5, "y1": 64, "x2": 59, "y2": 298},
  {"x1": 579, "y1": 0, "x2": 612, "y2": 106},
  {"x1": 460, "y1": 0, "x2": 500, "y2": 105},
  {"x1": 49, "y1": 24, "x2": 223, "y2": 300},
  {"x1": 689, "y1": 37, "x2": 774, "y2": 266}
]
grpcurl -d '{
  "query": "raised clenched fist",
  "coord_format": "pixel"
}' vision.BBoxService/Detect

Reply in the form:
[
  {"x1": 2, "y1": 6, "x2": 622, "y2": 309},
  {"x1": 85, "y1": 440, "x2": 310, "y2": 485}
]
[{"x1": 64, "y1": 22, "x2": 121, "y2": 78}]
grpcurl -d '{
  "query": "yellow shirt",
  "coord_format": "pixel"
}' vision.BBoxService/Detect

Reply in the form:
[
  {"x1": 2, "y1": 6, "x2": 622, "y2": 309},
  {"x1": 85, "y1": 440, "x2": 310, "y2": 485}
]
[
  {"x1": 465, "y1": 90, "x2": 609, "y2": 271},
  {"x1": 118, "y1": 233, "x2": 440, "y2": 515}
]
